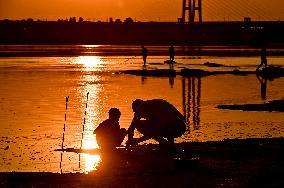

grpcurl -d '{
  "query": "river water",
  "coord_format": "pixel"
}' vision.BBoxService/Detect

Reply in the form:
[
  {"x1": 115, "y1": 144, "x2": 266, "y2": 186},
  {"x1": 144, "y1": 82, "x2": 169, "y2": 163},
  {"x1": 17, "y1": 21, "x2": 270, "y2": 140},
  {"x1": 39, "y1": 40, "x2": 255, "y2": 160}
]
[{"x1": 0, "y1": 45, "x2": 284, "y2": 173}]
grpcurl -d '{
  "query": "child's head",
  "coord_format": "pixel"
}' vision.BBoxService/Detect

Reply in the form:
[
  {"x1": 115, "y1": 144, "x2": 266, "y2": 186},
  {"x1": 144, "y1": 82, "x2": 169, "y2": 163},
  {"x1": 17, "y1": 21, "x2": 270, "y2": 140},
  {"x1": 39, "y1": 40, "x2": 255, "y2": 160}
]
[{"x1": 108, "y1": 108, "x2": 121, "y2": 121}]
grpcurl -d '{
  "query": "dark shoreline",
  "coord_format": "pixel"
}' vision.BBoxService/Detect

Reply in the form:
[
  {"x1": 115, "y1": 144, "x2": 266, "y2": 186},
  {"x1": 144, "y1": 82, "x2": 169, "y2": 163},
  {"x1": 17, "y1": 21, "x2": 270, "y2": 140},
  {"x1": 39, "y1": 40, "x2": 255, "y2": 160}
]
[
  {"x1": 1, "y1": 20, "x2": 284, "y2": 47},
  {"x1": 1, "y1": 137, "x2": 284, "y2": 187},
  {"x1": 1, "y1": 45, "x2": 284, "y2": 57},
  {"x1": 217, "y1": 100, "x2": 284, "y2": 112}
]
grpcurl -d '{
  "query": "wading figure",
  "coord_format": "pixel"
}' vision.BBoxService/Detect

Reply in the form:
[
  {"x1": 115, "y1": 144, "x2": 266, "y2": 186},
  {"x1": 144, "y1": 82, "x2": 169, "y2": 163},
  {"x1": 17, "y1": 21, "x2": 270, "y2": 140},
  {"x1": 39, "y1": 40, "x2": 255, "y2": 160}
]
[
  {"x1": 94, "y1": 108, "x2": 127, "y2": 150},
  {"x1": 256, "y1": 47, "x2": 268, "y2": 71},
  {"x1": 169, "y1": 45, "x2": 175, "y2": 61},
  {"x1": 142, "y1": 46, "x2": 148, "y2": 65},
  {"x1": 126, "y1": 99, "x2": 186, "y2": 146}
]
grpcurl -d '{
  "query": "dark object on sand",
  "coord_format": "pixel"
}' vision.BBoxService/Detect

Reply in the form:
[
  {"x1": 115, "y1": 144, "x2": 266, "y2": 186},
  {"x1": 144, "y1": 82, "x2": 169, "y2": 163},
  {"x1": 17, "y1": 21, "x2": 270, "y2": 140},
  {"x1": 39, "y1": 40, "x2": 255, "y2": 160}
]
[
  {"x1": 217, "y1": 100, "x2": 284, "y2": 112},
  {"x1": 164, "y1": 60, "x2": 176, "y2": 64},
  {"x1": 256, "y1": 65, "x2": 284, "y2": 80},
  {"x1": 121, "y1": 69, "x2": 176, "y2": 77},
  {"x1": 203, "y1": 62, "x2": 224, "y2": 67}
]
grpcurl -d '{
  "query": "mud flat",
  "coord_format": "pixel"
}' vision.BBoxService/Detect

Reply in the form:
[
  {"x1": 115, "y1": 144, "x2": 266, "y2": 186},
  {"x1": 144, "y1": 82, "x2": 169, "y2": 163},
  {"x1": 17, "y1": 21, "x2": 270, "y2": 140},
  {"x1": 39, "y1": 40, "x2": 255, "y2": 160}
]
[
  {"x1": 119, "y1": 65, "x2": 284, "y2": 79},
  {"x1": 119, "y1": 68, "x2": 255, "y2": 77},
  {"x1": 1, "y1": 138, "x2": 284, "y2": 187},
  {"x1": 119, "y1": 69, "x2": 176, "y2": 77}
]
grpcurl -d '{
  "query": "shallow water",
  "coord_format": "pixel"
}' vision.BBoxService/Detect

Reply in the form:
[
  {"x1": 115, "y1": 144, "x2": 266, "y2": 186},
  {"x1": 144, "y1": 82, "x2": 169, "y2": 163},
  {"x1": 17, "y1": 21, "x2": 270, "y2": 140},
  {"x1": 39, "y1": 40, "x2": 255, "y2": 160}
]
[{"x1": 0, "y1": 45, "x2": 284, "y2": 173}]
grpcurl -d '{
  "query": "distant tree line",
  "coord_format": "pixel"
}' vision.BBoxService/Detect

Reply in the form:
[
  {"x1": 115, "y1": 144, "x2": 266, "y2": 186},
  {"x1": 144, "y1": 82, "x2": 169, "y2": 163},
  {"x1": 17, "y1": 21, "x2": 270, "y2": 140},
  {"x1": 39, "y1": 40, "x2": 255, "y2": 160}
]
[
  {"x1": 1, "y1": 18, "x2": 284, "y2": 46},
  {"x1": 1, "y1": 17, "x2": 135, "y2": 24}
]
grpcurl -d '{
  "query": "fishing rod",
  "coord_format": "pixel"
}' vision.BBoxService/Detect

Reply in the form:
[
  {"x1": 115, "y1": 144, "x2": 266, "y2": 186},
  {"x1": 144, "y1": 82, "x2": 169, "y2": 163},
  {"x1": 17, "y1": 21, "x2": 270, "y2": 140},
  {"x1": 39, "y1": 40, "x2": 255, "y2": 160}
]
[
  {"x1": 124, "y1": 53, "x2": 141, "y2": 63},
  {"x1": 60, "y1": 95, "x2": 69, "y2": 174},
  {"x1": 61, "y1": 96, "x2": 69, "y2": 149},
  {"x1": 79, "y1": 92, "x2": 89, "y2": 169},
  {"x1": 80, "y1": 92, "x2": 89, "y2": 149}
]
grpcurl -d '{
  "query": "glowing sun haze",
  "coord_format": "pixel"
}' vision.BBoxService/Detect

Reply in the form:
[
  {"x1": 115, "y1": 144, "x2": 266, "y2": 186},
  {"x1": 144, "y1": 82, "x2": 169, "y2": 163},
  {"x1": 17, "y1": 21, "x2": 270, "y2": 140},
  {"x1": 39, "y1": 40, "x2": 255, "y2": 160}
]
[{"x1": 0, "y1": 0, "x2": 284, "y2": 21}]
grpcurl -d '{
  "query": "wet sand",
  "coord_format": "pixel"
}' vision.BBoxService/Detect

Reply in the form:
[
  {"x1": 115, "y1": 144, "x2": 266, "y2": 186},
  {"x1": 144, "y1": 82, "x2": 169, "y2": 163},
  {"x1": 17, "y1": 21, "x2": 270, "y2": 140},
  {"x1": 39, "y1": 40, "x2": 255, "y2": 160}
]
[{"x1": 1, "y1": 138, "x2": 284, "y2": 187}]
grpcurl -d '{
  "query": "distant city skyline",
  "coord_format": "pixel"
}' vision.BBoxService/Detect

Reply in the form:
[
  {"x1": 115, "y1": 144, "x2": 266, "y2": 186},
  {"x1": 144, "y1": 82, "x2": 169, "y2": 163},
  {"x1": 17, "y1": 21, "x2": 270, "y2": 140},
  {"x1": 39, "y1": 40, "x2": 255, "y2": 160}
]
[{"x1": 0, "y1": 0, "x2": 284, "y2": 22}]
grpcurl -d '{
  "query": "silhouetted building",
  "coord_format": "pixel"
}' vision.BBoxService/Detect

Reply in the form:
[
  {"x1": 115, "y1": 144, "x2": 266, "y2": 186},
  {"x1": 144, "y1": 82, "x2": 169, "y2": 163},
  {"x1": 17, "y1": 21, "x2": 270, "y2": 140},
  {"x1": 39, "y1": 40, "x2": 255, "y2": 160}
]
[{"x1": 181, "y1": 0, "x2": 202, "y2": 24}]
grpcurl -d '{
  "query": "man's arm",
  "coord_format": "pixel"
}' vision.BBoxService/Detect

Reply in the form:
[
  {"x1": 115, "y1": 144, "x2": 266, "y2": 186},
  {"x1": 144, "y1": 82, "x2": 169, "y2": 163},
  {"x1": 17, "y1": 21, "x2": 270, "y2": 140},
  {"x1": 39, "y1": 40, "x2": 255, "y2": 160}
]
[
  {"x1": 126, "y1": 113, "x2": 141, "y2": 146},
  {"x1": 127, "y1": 119, "x2": 136, "y2": 141}
]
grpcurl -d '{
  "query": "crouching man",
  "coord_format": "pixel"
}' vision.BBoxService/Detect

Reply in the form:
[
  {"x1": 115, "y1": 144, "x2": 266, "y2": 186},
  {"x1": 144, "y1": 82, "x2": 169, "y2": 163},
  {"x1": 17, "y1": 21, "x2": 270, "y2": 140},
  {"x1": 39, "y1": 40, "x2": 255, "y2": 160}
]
[{"x1": 126, "y1": 99, "x2": 186, "y2": 146}]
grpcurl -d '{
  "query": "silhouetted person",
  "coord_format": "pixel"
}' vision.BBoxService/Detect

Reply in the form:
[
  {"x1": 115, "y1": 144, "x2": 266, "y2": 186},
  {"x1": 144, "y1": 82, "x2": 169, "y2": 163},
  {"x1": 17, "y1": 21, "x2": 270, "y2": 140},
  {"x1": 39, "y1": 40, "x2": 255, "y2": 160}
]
[
  {"x1": 169, "y1": 45, "x2": 175, "y2": 61},
  {"x1": 94, "y1": 108, "x2": 127, "y2": 150},
  {"x1": 141, "y1": 46, "x2": 148, "y2": 65},
  {"x1": 256, "y1": 47, "x2": 268, "y2": 71},
  {"x1": 126, "y1": 99, "x2": 186, "y2": 146}
]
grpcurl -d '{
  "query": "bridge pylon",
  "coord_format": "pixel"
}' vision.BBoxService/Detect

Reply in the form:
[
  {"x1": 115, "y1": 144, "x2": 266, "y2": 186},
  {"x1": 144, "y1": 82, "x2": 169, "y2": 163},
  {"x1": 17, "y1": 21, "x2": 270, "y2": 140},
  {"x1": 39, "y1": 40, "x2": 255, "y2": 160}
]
[{"x1": 181, "y1": 0, "x2": 202, "y2": 24}]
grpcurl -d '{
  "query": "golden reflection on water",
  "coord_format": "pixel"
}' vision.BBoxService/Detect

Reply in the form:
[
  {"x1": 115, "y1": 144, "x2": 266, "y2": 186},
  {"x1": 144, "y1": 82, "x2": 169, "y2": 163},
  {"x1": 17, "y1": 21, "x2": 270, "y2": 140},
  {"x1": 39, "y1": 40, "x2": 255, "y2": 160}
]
[
  {"x1": 75, "y1": 56, "x2": 102, "y2": 71},
  {"x1": 81, "y1": 45, "x2": 102, "y2": 48},
  {"x1": 84, "y1": 154, "x2": 101, "y2": 173},
  {"x1": 80, "y1": 135, "x2": 101, "y2": 173},
  {"x1": 73, "y1": 55, "x2": 105, "y2": 173}
]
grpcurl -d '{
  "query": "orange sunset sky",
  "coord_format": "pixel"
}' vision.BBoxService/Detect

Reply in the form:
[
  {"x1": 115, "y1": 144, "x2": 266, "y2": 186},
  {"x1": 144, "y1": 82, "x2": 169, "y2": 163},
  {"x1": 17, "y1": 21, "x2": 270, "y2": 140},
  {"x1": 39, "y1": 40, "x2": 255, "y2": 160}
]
[{"x1": 0, "y1": 0, "x2": 284, "y2": 21}]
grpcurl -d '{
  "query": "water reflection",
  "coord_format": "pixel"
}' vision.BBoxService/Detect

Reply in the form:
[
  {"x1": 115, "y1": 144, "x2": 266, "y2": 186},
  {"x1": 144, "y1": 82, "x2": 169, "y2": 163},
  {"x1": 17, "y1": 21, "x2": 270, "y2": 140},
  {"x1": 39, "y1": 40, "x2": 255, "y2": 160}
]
[
  {"x1": 182, "y1": 77, "x2": 201, "y2": 131},
  {"x1": 257, "y1": 75, "x2": 267, "y2": 100},
  {"x1": 79, "y1": 86, "x2": 100, "y2": 173},
  {"x1": 60, "y1": 56, "x2": 106, "y2": 173},
  {"x1": 169, "y1": 77, "x2": 175, "y2": 88},
  {"x1": 81, "y1": 154, "x2": 101, "y2": 173},
  {"x1": 75, "y1": 56, "x2": 103, "y2": 71},
  {"x1": 59, "y1": 92, "x2": 101, "y2": 173},
  {"x1": 140, "y1": 65, "x2": 176, "y2": 88},
  {"x1": 141, "y1": 65, "x2": 147, "y2": 84},
  {"x1": 86, "y1": 154, "x2": 101, "y2": 172}
]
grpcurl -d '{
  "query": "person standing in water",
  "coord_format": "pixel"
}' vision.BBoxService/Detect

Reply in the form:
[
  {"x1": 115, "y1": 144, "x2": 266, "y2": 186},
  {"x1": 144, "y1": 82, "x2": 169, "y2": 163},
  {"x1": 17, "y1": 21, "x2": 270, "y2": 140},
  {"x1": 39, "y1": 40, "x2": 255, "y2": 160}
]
[
  {"x1": 169, "y1": 45, "x2": 175, "y2": 62},
  {"x1": 141, "y1": 46, "x2": 148, "y2": 66},
  {"x1": 256, "y1": 47, "x2": 268, "y2": 71}
]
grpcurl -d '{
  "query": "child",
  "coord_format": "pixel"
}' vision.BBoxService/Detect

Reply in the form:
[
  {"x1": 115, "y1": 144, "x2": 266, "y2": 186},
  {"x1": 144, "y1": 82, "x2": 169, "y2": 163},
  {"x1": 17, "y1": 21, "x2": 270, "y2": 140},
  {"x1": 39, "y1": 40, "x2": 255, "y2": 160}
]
[{"x1": 94, "y1": 108, "x2": 127, "y2": 150}]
